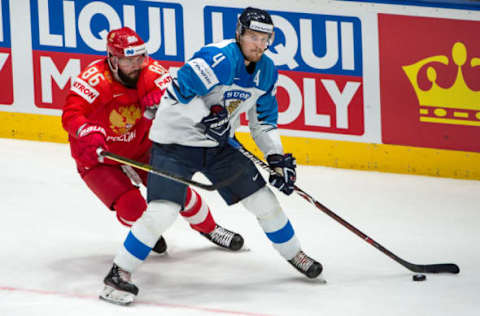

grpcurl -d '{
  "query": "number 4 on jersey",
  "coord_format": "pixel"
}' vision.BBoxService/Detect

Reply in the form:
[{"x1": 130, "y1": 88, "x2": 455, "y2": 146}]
[{"x1": 212, "y1": 53, "x2": 226, "y2": 68}]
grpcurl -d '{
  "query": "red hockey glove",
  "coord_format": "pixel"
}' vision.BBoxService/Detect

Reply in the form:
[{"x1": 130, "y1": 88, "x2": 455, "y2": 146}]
[
  {"x1": 141, "y1": 90, "x2": 164, "y2": 120},
  {"x1": 73, "y1": 123, "x2": 108, "y2": 169}
]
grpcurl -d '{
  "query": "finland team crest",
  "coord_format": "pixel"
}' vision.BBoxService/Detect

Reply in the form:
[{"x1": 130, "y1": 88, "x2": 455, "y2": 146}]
[{"x1": 224, "y1": 90, "x2": 251, "y2": 114}]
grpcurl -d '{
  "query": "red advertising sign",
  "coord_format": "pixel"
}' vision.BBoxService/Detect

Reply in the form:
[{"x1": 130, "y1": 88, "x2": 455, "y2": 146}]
[
  {"x1": 0, "y1": 0, "x2": 12, "y2": 105},
  {"x1": 240, "y1": 71, "x2": 364, "y2": 135},
  {"x1": 32, "y1": 51, "x2": 101, "y2": 109},
  {"x1": 0, "y1": 47, "x2": 13, "y2": 105},
  {"x1": 275, "y1": 71, "x2": 364, "y2": 135},
  {"x1": 379, "y1": 14, "x2": 480, "y2": 152}
]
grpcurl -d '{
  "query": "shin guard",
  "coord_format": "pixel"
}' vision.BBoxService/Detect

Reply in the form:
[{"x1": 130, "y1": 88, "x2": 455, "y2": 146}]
[
  {"x1": 114, "y1": 200, "x2": 180, "y2": 272},
  {"x1": 242, "y1": 186, "x2": 301, "y2": 260}
]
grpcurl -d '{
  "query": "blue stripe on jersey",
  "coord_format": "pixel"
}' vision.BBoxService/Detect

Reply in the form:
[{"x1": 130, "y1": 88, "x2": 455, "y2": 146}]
[
  {"x1": 124, "y1": 231, "x2": 152, "y2": 261},
  {"x1": 255, "y1": 69, "x2": 278, "y2": 125},
  {"x1": 170, "y1": 77, "x2": 195, "y2": 103},
  {"x1": 256, "y1": 98, "x2": 279, "y2": 125},
  {"x1": 265, "y1": 220, "x2": 295, "y2": 244}
]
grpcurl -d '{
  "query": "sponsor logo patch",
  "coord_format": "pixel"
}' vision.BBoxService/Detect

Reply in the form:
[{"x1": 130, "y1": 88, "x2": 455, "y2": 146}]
[
  {"x1": 71, "y1": 77, "x2": 99, "y2": 103},
  {"x1": 127, "y1": 35, "x2": 138, "y2": 44},
  {"x1": 124, "y1": 44, "x2": 147, "y2": 57},
  {"x1": 106, "y1": 130, "x2": 137, "y2": 142},
  {"x1": 188, "y1": 58, "x2": 219, "y2": 90},
  {"x1": 154, "y1": 73, "x2": 173, "y2": 90},
  {"x1": 249, "y1": 21, "x2": 273, "y2": 34}
]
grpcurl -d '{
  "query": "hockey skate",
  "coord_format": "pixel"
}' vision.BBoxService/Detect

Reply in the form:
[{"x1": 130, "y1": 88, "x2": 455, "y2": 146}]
[
  {"x1": 288, "y1": 250, "x2": 323, "y2": 279},
  {"x1": 200, "y1": 225, "x2": 244, "y2": 251},
  {"x1": 99, "y1": 263, "x2": 138, "y2": 305},
  {"x1": 152, "y1": 235, "x2": 167, "y2": 254}
]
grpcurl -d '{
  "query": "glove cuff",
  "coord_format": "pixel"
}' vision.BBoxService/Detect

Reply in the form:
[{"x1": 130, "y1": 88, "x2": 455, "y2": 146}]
[{"x1": 77, "y1": 123, "x2": 107, "y2": 138}]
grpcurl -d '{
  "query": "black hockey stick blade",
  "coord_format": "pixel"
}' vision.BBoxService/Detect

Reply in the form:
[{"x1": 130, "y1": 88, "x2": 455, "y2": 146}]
[
  {"x1": 404, "y1": 262, "x2": 460, "y2": 274},
  {"x1": 99, "y1": 150, "x2": 237, "y2": 191}
]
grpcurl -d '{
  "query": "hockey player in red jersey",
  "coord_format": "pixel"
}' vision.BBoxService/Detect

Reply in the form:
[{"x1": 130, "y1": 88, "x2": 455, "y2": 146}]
[{"x1": 62, "y1": 26, "x2": 243, "y2": 253}]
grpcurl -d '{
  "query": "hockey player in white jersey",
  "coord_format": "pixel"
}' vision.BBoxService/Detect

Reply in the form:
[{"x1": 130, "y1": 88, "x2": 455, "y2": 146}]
[{"x1": 99, "y1": 7, "x2": 322, "y2": 305}]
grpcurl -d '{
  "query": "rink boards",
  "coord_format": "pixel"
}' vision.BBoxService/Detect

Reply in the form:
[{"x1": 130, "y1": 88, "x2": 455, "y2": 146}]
[{"x1": 0, "y1": 0, "x2": 479, "y2": 180}]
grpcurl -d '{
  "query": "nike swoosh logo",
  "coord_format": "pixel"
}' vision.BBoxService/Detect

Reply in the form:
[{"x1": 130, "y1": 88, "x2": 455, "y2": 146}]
[
  {"x1": 113, "y1": 93, "x2": 124, "y2": 98},
  {"x1": 252, "y1": 173, "x2": 259, "y2": 181}
]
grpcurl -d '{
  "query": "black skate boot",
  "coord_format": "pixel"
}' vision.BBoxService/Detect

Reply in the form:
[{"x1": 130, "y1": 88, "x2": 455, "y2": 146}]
[
  {"x1": 99, "y1": 263, "x2": 138, "y2": 305},
  {"x1": 152, "y1": 236, "x2": 167, "y2": 254},
  {"x1": 288, "y1": 250, "x2": 323, "y2": 279},
  {"x1": 200, "y1": 225, "x2": 244, "y2": 251}
]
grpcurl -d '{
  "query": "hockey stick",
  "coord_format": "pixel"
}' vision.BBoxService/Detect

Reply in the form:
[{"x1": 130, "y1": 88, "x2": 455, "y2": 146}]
[
  {"x1": 98, "y1": 150, "x2": 232, "y2": 191},
  {"x1": 228, "y1": 138, "x2": 460, "y2": 274}
]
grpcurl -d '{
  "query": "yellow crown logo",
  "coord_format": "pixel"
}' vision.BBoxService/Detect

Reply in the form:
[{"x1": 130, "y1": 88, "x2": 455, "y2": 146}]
[{"x1": 402, "y1": 42, "x2": 480, "y2": 126}]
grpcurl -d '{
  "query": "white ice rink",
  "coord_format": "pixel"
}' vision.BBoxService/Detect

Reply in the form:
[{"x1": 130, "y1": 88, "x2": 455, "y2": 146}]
[{"x1": 1, "y1": 138, "x2": 479, "y2": 316}]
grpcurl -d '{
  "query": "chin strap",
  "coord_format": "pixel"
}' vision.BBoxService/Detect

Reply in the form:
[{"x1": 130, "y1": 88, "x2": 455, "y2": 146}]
[{"x1": 107, "y1": 56, "x2": 123, "y2": 83}]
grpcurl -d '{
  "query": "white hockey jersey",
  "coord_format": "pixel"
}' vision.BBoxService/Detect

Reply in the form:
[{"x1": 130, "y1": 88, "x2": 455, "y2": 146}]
[{"x1": 149, "y1": 39, "x2": 283, "y2": 157}]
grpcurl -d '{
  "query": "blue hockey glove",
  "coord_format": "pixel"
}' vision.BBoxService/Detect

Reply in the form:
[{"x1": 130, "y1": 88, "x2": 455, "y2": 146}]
[
  {"x1": 267, "y1": 154, "x2": 297, "y2": 195},
  {"x1": 201, "y1": 105, "x2": 230, "y2": 145}
]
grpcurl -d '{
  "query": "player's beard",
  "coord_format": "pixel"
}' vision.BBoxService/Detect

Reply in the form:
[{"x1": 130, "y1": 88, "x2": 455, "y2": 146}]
[
  {"x1": 118, "y1": 68, "x2": 141, "y2": 88},
  {"x1": 243, "y1": 47, "x2": 264, "y2": 63}
]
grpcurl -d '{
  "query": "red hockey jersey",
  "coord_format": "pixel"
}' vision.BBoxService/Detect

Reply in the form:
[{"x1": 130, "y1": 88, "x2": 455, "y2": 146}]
[{"x1": 62, "y1": 58, "x2": 171, "y2": 166}]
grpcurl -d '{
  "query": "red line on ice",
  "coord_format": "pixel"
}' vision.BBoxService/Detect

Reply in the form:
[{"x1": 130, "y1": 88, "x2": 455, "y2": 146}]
[{"x1": 0, "y1": 285, "x2": 272, "y2": 316}]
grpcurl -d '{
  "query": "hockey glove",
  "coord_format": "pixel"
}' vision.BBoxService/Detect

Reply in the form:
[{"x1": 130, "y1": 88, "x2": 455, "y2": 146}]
[
  {"x1": 141, "y1": 89, "x2": 164, "y2": 120},
  {"x1": 73, "y1": 123, "x2": 108, "y2": 169},
  {"x1": 267, "y1": 153, "x2": 297, "y2": 195},
  {"x1": 201, "y1": 105, "x2": 230, "y2": 146}
]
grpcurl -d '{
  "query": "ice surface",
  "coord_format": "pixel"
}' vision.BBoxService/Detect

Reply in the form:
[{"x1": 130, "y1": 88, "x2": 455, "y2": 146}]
[{"x1": 1, "y1": 138, "x2": 478, "y2": 316}]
